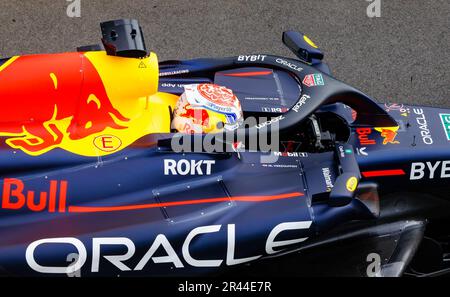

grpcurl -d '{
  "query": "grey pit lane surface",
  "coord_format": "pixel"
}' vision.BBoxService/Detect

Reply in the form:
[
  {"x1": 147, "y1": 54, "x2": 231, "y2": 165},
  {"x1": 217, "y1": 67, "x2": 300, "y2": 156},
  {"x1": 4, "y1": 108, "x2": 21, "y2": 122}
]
[{"x1": 0, "y1": 0, "x2": 448, "y2": 107}]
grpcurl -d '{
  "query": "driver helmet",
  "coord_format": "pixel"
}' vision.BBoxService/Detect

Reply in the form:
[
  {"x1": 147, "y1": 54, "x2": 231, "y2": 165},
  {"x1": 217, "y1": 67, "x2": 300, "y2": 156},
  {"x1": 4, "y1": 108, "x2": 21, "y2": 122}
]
[{"x1": 172, "y1": 83, "x2": 243, "y2": 134}]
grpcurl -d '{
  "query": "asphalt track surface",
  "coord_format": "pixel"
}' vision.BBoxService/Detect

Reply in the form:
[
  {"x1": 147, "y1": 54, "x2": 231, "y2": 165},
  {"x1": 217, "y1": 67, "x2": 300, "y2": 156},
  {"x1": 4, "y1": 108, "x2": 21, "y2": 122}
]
[{"x1": 0, "y1": 0, "x2": 448, "y2": 107}]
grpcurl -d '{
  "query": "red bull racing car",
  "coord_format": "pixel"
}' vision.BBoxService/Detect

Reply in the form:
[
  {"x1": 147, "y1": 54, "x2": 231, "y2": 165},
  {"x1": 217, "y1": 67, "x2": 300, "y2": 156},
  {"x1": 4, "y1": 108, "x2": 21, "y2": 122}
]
[{"x1": 0, "y1": 19, "x2": 449, "y2": 277}]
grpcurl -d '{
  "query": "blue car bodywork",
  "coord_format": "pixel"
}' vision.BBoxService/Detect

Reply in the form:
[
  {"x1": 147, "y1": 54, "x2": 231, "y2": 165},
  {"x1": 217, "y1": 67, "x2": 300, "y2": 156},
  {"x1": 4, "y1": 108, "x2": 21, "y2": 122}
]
[{"x1": 0, "y1": 28, "x2": 449, "y2": 277}]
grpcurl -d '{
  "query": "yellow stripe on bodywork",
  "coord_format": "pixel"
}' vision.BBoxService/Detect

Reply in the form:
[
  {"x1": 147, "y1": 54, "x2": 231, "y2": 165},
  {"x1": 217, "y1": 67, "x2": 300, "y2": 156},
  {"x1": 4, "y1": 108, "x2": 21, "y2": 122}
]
[
  {"x1": 49, "y1": 73, "x2": 58, "y2": 89},
  {"x1": 0, "y1": 56, "x2": 20, "y2": 73}
]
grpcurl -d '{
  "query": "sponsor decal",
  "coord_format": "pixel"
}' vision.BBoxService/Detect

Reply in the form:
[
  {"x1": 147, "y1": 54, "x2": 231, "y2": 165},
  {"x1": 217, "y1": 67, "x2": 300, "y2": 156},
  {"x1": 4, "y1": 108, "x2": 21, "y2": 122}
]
[
  {"x1": 356, "y1": 128, "x2": 376, "y2": 145},
  {"x1": 273, "y1": 151, "x2": 308, "y2": 158},
  {"x1": 160, "y1": 82, "x2": 186, "y2": 89},
  {"x1": 356, "y1": 127, "x2": 400, "y2": 146},
  {"x1": 261, "y1": 107, "x2": 289, "y2": 113},
  {"x1": 410, "y1": 161, "x2": 450, "y2": 180},
  {"x1": 356, "y1": 147, "x2": 368, "y2": 156},
  {"x1": 237, "y1": 55, "x2": 267, "y2": 62},
  {"x1": 2, "y1": 178, "x2": 67, "y2": 212},
  {"x1": 93, "y1": 135, "x2": 122, "y2": 152},
  {"x1": 346, "y1": 176, "x2": 358, "y2": 192},
  {"x1": 255, "y1": 115, "x2": 285, "y2": 129},
  {"x1": 322, "y1": 168, "x2": 334, "y2": 192},
  {"x1": 275, "y1": 58, "x2": 303, "y2": 72},
  {"x1": 384, "y1": 103, "x2": 410, "y2": 117},
  {"x1": 26, "y1": 221, "x2": 312, "y2": 274},
  {"x1": 291, "y1": 94, "x2": 311, "y2": 112},
  {"x1": 244, "y1": 97, "x2": 279, "y2": 101},
  {"x1": 374, "y1": 126, "x2": 400, "y2": 145},
  {"x1": 439, "y1": 114, "x2": 450, "y2": 141},
  {"x1": 159, "y1": 69, "x2": 190, "y2": 77},
  {"x1": 1, "y1": 179, "x2": 302, "y2": 213},
  {"x1": 413, "y1": 108, "x2": 433, "y2": 145},
  {"x1": 164, "y1": 159, "x2": 215, "y2": 176},
  {"x1": 262, "y1": 164, "x2": 298, "y2": 169},
  {"x1": 302, "y1": 73, "x2": 324, "y2": 87}
]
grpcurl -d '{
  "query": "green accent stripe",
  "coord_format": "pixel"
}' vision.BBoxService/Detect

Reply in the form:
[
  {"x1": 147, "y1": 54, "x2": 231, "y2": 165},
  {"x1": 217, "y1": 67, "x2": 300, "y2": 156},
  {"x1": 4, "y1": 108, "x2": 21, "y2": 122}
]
[{"x1": 439, "y1": 113, "x2": 450, "y2": 141}]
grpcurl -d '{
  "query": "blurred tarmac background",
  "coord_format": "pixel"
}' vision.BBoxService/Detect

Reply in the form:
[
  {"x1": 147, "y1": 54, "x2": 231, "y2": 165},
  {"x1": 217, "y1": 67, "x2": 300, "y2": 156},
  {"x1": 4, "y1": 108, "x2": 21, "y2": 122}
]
[{"x1": 0, "y1": 0, "x2": 448, "y2": 106}]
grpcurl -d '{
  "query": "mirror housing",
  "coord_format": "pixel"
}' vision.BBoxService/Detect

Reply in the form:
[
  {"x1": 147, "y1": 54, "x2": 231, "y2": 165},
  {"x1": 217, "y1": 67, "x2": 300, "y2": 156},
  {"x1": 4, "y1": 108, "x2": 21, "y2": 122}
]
[
  {"x1": 282, "y1": 30, "x2": 324, "y2": 64},
  {"x1": 100, "y1": 19, "x2": 147, "y2": 58}
]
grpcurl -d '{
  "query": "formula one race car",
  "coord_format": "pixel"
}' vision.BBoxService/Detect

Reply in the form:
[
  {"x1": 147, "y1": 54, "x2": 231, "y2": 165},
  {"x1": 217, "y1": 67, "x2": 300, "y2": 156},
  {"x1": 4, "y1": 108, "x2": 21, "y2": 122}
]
[{"x1": 0, "y1": 19, "x2": 449, "y2": 277}]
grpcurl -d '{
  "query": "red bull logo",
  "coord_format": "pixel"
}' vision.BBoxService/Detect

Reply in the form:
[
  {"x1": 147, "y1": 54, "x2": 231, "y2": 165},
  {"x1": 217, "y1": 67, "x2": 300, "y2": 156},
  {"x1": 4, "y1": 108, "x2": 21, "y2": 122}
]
[
  {"x1": 2, "y1": 178, "x2": 67, "y2": 212},
  {"x1": 0, "y1": 51, "x2": 163, "y2": 156},
  {"x1": 356, "y1": 127, "x2": 376, "y2": 145},
  {"x1": 181, "y1": 105, "x2": 211, "y2": 127},
  {"x1": 356, "y1": 126, "x2": 400, "y2": 146},
  {"x1": 374, "y1": 126, "x2": 400, "y2": 145},
  {"x1": 0, "y1": 53, "x2": 129, "y2": 154}
]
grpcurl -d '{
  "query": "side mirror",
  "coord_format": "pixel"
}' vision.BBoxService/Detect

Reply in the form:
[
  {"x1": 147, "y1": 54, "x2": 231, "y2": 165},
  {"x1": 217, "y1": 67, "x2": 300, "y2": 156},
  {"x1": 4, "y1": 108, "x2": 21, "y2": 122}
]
[
  {"x1": 100, "y1": 19, "x2": 147, "y2": 58},
  {"x1": 282, "y1": 31, "x2": 324, "y2": 64},
  {"x1": 328, "y1": 144, "x2": 361, "y2": 207},
  {"x1": 329, "y1": 172, "x2": 360, "y2": 207}
]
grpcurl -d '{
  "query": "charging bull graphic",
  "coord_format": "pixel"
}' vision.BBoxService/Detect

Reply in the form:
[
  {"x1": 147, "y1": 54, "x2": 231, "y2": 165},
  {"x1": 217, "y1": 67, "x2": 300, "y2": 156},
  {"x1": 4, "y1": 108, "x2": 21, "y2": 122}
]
[
  {"x1": 375, "y1": 126, "x2": 400, "y2": 145},
  {"x1": 0, "y1": 53, "x2": 131, "y2": 155}
]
